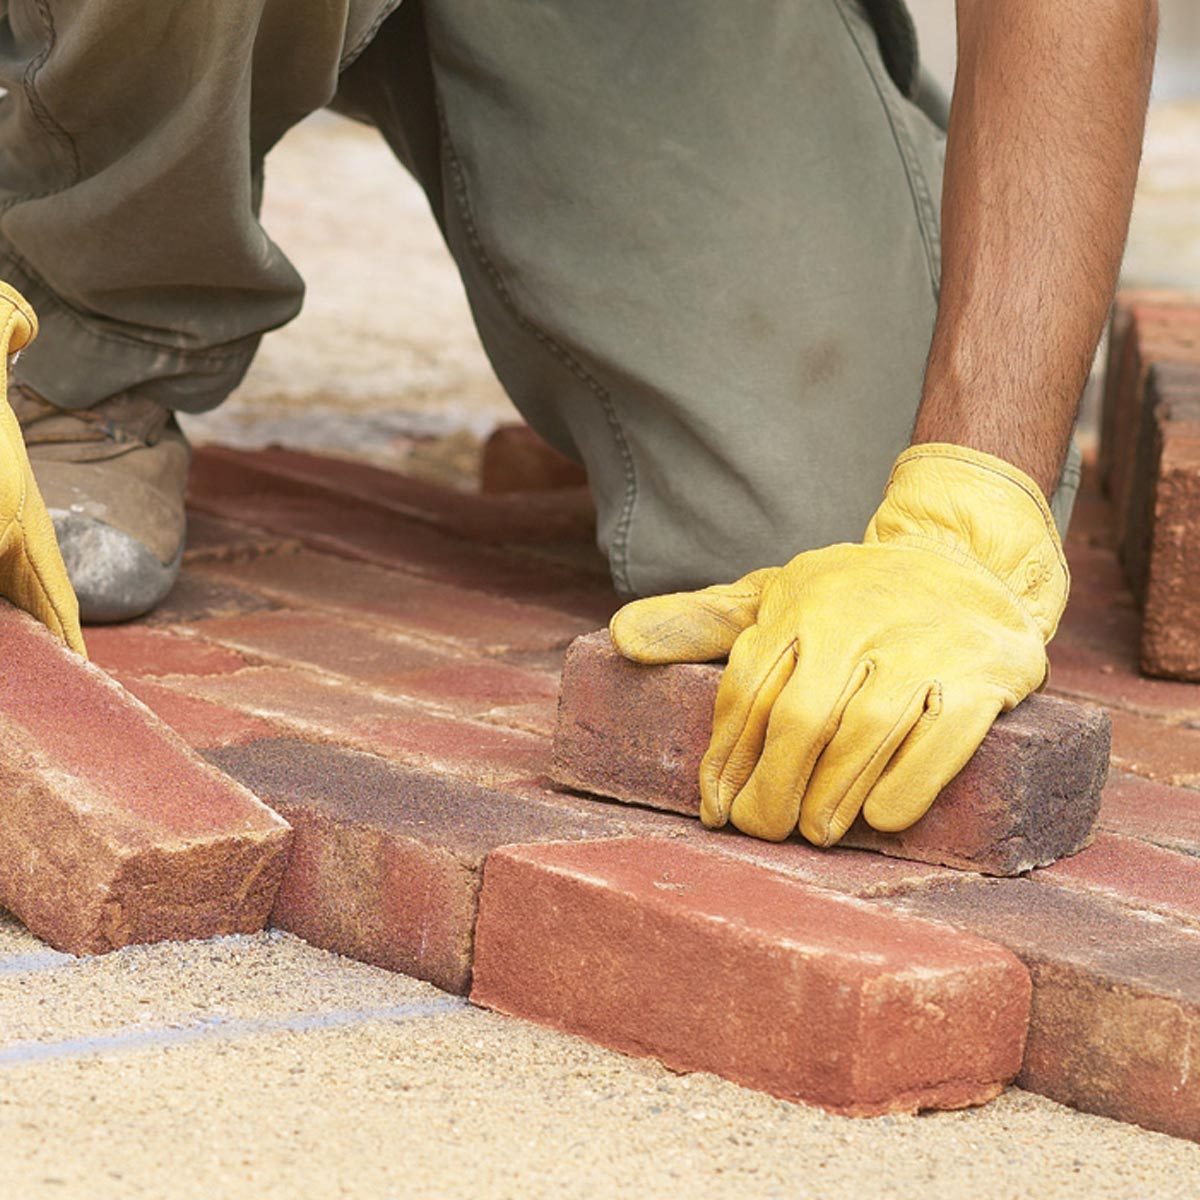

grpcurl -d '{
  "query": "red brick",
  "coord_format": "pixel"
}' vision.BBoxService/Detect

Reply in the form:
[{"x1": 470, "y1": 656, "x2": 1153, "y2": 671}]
[
  {"x1": 195, "y1": 549, "x2": 592, "y2": 655},
  {"x1": 552, "y1": 631, "x2": 1110, "y2": 875},
  {"x1": 480, "y1": 700, "x2": 560, "y2": 738},
  {"x1": 157, "y1": 666, "x2": 552, "y2": 785},
  {"x1": 471, "y1": 839, "x2": 1030, "y2": 1115},
  {"x1": 85, "y1": 625, "x2": 247, "y2": 679},
  {"x1": 1108, "y1": 710, "x2": 1200, "y2": 788},
  {"x1": 1034, "y1": 832, "x2": 1200, "y2": 925},
  {"x1": 186, "y1": 449, "x2": 616, "y2": 622},
  {"x1": 1141, "y1": 387, "x2": 1200, "y2": 680},
  {"x1": 211, "y1": 444, "x2": 597, "y2": 545},
  {"x1": 1098, "y1": 771, "x2": 1200, "y2": 855},
  {"x1": 183, "y1": 512, "x2": 298, "y2": 564},
  {"x1": 0, "y1": 604, "x2": 290, "y2": 954},
  {"x1": 481, "y1": 423, "x2": 588, "y2": 493},
  {"x1": 1047, "y1": 635, "x2": 1200, "y2": 721},
  {"x1": 205, "y1": 738, "x2": 664, "y2": 991},
  {"x1": 892, "y1": 876, "x2": 1200, "y2": 1142},
  {"x1": 118, "y1": 676, "x2": 278, "y2": 751}
]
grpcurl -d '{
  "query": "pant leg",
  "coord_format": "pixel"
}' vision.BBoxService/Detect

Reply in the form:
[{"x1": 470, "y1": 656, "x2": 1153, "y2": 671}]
[
  {"x1": 341, "y1": 0, "x2": 1079, "y2": 597},
  {"x1": 0, "y1": 0, "x2": 397, "y2": 411}
]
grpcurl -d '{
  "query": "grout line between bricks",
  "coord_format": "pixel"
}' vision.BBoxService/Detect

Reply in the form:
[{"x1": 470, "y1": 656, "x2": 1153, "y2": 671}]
[{"x1": 0, "y1": 997, "x2": 466, "y2": 1068}]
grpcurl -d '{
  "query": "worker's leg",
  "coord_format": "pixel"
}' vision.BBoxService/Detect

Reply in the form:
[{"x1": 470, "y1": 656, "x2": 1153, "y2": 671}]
[{"x1": 0, "y1": 0, "x2": 395, "y2": 618}]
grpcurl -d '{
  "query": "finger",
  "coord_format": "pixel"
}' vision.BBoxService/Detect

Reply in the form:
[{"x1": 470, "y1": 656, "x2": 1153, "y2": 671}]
[
  {"x1": 797, "y1": 674, "x2": 932, "y2": 847},
  {"x1": 725, "y1": 658, "x2": 872, "y2": 842},
  {"x1": 609, "y1": 568, "x2": 775, "y2": 664},
  {"x1": 698, "y1": 625, "x2": 796, "y2": 829},
  {"x1": 860, "y1": 686, "x2": 1005, "y2": 833}
]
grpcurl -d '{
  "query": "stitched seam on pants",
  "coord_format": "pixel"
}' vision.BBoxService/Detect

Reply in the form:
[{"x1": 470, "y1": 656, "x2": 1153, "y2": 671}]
[
  {"x1": 833, "y1": 0, "x2": 940, "y2": 297},
  {"x1": 0, "y1": 250, "x2": 263, "y2": 364},
  {"x1": 434, "y1": 102, "x2": 639, "y2": 597},
  {"x1": 21, "y1": 0, "x2": 82, "y2": 187}
]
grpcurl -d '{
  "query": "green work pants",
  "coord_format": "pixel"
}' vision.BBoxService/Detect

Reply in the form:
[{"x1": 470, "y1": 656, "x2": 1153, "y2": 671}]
[{"x1": 0, "y1": 0, "x2": 1080, "y2": 597}]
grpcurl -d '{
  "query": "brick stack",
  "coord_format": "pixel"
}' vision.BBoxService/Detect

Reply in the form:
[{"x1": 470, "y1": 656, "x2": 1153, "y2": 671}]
[
  {"x1": 3, "y1": 428, "x2": 1197, "y2": 1136},
  {"x1": 1100, "y1": 292, "x2": 1200, "y2": 679}
]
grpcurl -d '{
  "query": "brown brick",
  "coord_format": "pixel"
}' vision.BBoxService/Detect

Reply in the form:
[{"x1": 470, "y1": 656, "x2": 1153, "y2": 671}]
[
  {"x1": 892, "y1": 876, "x2": 1200, "y2": 1142},
  {"x1": 206, "y1": 738, "x2": 657, "y2": 992},
  {"x1": 0, "y1": 605, "x2": 290, "y2": 955},
  {"x1": 480, "y1": 423, "x2": 588, "y2": 493},
  {"x1": 142, "y1": 567, "x2": 279, "y2": 626},
  {"x1": 195, "y1": 549, "x2": 591, "y2": 655},
  {"x1": 1098, "y1": 771, "x2": 1200, "y2": 855},
  {"x1": 471, "y1": 839, "x2": 1030, "y2": 1116},
  {"x1": 552, "y1": 631, "x2": 1109, "y2": 875}
]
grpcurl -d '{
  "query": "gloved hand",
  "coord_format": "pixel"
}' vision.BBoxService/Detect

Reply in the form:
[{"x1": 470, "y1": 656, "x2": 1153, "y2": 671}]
[
  {"x1": 610, "y1": 444, "x2": 1067, "y2": 845},
  {"x1": 0, "y1": 282, "x2": 85, "y2": 655}
]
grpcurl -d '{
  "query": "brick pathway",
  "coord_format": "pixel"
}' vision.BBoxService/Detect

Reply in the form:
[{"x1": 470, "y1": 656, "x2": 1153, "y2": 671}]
[{"x1": 7, "y1": 432, "x2": 1200, "y2": 1142}]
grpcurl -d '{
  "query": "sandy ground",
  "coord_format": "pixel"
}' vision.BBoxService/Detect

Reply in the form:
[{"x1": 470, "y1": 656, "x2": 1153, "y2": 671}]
[{"x1": 5, "y1": 911, "x2": 1200, "y2": 1200}]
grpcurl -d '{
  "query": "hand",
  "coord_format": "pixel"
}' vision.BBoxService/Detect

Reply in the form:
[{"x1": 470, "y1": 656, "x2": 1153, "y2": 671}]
[
  {"x1": 0, "y1": 282, "x2": 85, "y2": 654},
  {"x1": 610, "y1": 444, "x2": 1067, "y2": 845}
]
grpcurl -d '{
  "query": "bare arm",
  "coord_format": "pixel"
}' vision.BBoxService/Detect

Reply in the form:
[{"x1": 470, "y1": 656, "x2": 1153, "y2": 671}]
[{"x1": 912, "y1": 0, "x2": 1158, "y2": 498}]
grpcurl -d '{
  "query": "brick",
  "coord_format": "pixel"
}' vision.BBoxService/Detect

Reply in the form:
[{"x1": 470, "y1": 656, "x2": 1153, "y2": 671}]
[
  {"x1": 471, "y1": 839, "x2": 1030, "y2": 1115},
  {"x1": 206, "y1": 738, "x2": 657, "y2": 992},
  {"x1": 186, "y1": 448, "x2": 616, "y2": 622},
  {"x1": 891, "y1": 876, "x2": 1200, "y2": 1142},
  {"x1": 195, "y1": 549, "x2": 592, "y2": 654},
  {"x1": 118, "y1": 676, "x2": 278, "y2": 751},
  {"x1": 158, "y1": 666, "x2": 552, "y2": 785},
  {"x1": 85, "y1": 625, "x2": 247, "y2": 679},
  {"x1": 481, "y1": 423, "x2": 588, "y2": 493},
  {"x1": 1108, "y1": 710, "x2": 1200, "y2": 788},
  {"x1": 0, "y1": 604, "x2": 290, "y2": 955},
  {"x1": 209, "y1": 444, "x2": 597, "y2": 545},
  {"x1": 182, "y1": 511, "x2": 298, "y2": 564},
  {"x1": 1034, "y1": 832, "x2": 1200, "y2": 926},
  {"x1": 142, "y1": 568, "x2": 279, "y2": 626},
  {"x1": 1140, "y1": 382, "x2": 1200, "y2": 680},
  {"x1": 1098, "y1": 771, "x2": 1200, "y2": 855},
  {"x1": 552, "y1": 631, "x2": 1110, "y2": 875}
]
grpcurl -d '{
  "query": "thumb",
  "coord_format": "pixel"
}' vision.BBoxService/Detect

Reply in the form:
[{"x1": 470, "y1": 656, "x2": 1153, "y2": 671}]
[{"x1": 609, "y1": 568, "x2": 775, "y2": 664}]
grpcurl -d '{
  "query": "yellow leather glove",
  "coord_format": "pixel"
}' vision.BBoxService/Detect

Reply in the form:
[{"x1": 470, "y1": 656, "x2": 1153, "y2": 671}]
[
  {"x1": 610, "y1": 444, "x2": 1067, "y2": 845},
  {"x1": 0, "y1": 282, "x2": 85, "y2": 655}
]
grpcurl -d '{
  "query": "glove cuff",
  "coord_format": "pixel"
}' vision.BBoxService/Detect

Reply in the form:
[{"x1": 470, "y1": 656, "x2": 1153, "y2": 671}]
[{"x1": 864, "y1": 442, "x2": 1070, "y2": 642}]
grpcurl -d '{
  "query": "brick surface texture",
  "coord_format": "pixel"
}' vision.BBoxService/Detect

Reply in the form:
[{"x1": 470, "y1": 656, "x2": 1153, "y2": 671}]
[
  {"x1": 552, "y1": 631, "x2": 1110, "y2": 875},
  {"x1": 471, "y1": 839, "x2": 1031, "y2": 1116},
  {"x1": 5, "y1": 431, "x2": 1194, "y2": 1136},
  {"x1": 0, "y1": 604, "x2": 290, "y2": 954}
]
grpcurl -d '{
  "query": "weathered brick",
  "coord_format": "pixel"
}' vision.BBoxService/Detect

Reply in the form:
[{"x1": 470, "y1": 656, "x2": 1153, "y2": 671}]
[
  {"x1": 85, "y1": 625, "x2": 247, "y2": 679},
  {"x1": 205, "y1": 738, "x2": 657, "y2": 992},
  {"x1": 1108, "y1": 710, "x2": 1200, "y2": 788},
  {"x1": 471, "y1": 838, "x2": 1030, "y2": 1116},
  {"x1": 118, "y1": 676, "x2": 278, "y2": 751},
  {"x1": 891, "y1": 876, "x2": 1200, "y2": 1142},
  {"x1": 480, "y1": 423, "x2": 588, "y2": 493},
  {"x1": 142, "y1": 568, "x2": 279, "y2": 626},
  {"x1": 158, "y1": 666, "x2": 552, "y2": 785},
  {"x1": 1034, "y1": 832, "x2": 1200, "y2": 926},
  {"x1": 1098, "y1": 771, "x2": 1200, "y2": 855},
  {"x1": 186, "y1": 448, "x2": 616, "y2": 622},
  {"x1": 0, "y1": 605, "x2": 290, "y2": 954},
  {"x1": 552, "y1": 631, "x2": 1110, "y2": 875},
  {"x1": 195, "y1": 549, "x2": 592, "y2": 654},
  {"x1": 182, "y1": 512, "x2": 298, "y2": 564}
]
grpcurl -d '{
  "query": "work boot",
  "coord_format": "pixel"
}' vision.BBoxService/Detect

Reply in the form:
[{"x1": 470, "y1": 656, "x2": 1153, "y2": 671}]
[{"x1": 11, "y1": 385, "x2": 189, "y2": 623}]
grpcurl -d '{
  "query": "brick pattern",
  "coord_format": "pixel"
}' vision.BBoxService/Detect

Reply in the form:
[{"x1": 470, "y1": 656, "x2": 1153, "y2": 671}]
[
  {"x1": 552, "y1": 631, "x2": 1110, "y2": 875},
  {"x1": 1099, "y1": 293, "x2": 1200, "y2": 679},
  {"x1": 17, "y1": 436, "x2": 1197, "y2": 1135},
  {"x1": 0, "y1": 604, "x2": 290, "y2": 955}
]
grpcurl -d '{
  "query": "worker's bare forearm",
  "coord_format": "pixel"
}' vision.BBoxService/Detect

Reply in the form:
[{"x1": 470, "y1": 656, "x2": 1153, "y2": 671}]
[{"x1": 912, "y1": 0, "x2": 1157, "y2": 498}]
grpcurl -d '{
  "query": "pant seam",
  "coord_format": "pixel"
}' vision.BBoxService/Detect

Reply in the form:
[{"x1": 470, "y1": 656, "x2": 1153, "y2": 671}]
[
  {"x1": 834, "y1": 0, "x2": 940, "y2": 297},
  {"x1": 433, "y1": 100, "x2": 640, "y2": 597},
  {"x1": 22, "y1": 0, "x2": 82, "y2": 187}
]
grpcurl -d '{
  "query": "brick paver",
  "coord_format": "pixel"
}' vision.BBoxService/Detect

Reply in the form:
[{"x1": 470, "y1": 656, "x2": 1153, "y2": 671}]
[{"x1": 5, "y1": 430, "x2": 1197, "y2": 1134}]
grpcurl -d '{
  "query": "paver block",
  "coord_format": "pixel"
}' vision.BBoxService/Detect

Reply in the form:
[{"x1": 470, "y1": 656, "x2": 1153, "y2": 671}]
[
  {"x1": 552, "y1": 631, "x2": 1110, "y2": 874},
  {"x1": 471, "y1": 838, "x2": 1031, "y2": 1116},
  {"x1": 1098, "y1": 771, "x2": 1200, "y2": 856},
  {"x1": 1107, "y1": 709, "x2": 1200, "y2": 788},
  {"x1": 892, "y1": 876, "x2": 1200, "y2": 1142},
  {"x1": 481, "y1": 423, "x2": 589, "y2": 493},
  {"x1": 206, "y1": 738, "x2": 666, "y2": 992},
  {"x1": 0, "y1": 605, "x2": 290, "y2": 955}
]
